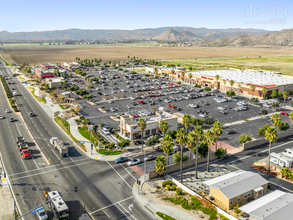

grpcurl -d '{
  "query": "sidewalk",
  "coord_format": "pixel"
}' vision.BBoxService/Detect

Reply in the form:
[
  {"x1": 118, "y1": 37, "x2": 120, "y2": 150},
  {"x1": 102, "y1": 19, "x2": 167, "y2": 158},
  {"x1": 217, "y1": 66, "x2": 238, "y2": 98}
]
[{"x1": 132, "y1": 177, "x2": 197, "y2": 220}]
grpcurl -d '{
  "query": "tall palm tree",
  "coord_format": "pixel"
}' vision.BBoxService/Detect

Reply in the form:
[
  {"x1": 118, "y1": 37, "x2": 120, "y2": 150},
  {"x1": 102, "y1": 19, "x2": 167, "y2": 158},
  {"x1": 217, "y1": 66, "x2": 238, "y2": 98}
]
[
  {"x1": 204, "y1": 130, "x2": 216, "y2": 172},
  {"x1": 289, "y1": 112, "x2": 293, "y2": 127},
  {"x1": 191, "y1": 126, "x2": 204, "y2": 179},
  {"x1": 176, "y1": 128, "x2": 188, "y2": 182},
  {"x1": 229, "y1": 80, "x2": 235, "y2": 91},
  {"x1": 283, "y1": 92, "x2": 288, "y2": 107},
  {"x1": 265, "y1": 126, "x2": 277, "y2": 172},
  {"x1": 188, "y1": 73, "x2": 193, "y2": 84},
  {"x1": 182, "y1": 114, "x2": 191, "y2": 132},
  {"x1": 154, "y1": 67, "x2": 158, "y2": 76},
  {"x1": 262, "y1": 86, "x2": 268, "y2": 99},
  {"x1": 155, "y1": 156, "x2": 166, "y2": 177},
  {"x1": 250, "y1": 85, "x2": 256, "y2": 98},
  {"x1": 171, "y1": 69, "x2": 175, "y2": 80},
  {"x1": 215, "y1": 75, "x2": 219, "y2": 89},
  {"x1": 181, "y1": 72, "x2": 185, "y2": 82},
  {"x1": 223, "y1": 80, "x2": 227, "y2": 91},
  {"x1": 137, "y1": 118, "x2": 146, "y2": 149},
  {"x1": 159, "y1": 121, "x2": 169, "y2": 137},
  {"x1": 161, "y1": 135, "x2": 174, "y2": 165},
  {"x1": 211, "y1": 121, "x2": 223, "y2": 151},
  {"x1": 187, "y1": 132, "x2": 196, "y2": 159},
  {"x1": 271, "y1": 113, "x2": 282, "y2": 129}
]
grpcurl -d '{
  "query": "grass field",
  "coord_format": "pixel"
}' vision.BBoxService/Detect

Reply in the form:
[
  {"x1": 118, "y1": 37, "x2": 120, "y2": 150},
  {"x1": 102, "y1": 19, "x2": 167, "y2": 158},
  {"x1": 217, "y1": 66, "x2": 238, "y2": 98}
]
[
  {"x1": 161, "y1": 56, "x2": 293, "y2": 75},
  {"x1": 27, "y1": 87, "x2": 47, "y2": 104}
]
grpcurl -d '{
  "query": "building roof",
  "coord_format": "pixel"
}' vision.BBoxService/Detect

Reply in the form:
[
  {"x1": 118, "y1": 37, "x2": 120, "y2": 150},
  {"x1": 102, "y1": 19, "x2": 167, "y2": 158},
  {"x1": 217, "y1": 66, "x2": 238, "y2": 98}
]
[
  {"x1": 240, "y1": 190, "x2": 293, "y2": 220},
  {"x1": 203, "y1": 169, "x2": 268, "y2": 199},
  {"x1": 39, "y1": 63, "x2": 55, "y2": 68},
  {"x1": 190, "y1": 69, "x2": 293, "y2": 86},
  {"x1": 127, "y1": 111, "x2": 176, "y2": 126}
]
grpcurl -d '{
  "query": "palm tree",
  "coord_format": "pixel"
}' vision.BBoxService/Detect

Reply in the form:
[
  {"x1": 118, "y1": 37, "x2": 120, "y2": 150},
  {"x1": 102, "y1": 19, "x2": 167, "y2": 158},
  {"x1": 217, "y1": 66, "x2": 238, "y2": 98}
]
[
  {"x1": 155, "y1": 156, "x2": 166, "y2": 177},
  {"x1": 192, "y1": 126, "x2": 204, "y2": 179},
  {"x1": 250, "y1": 85, "x2": 256, "y2": 98},
  {"x1": 265, "y1": 126, "x2": 277, "y2": 172},
  {"x1": 223, "y1": 80, "x2": 227, "y2": 91},
  {"x1": 271, "y1": 113, "x2": 282, "y2": 129},
  {"x1": 181, "y1": 72, "x2": 185, "y2": 82},
  {"x1": 127, "y1": 55, "x2": 130, "y2": 60},
  {"x1": 204, "y1": 130, "x2": 216, "y2": 172},
  {"x1": 262, "y1": 86, "x2": 268, "y2": 99},
  {"x1": 229, "y1": 80, "x2": 235, "y2": 91},
  {"x1": 161, "y1": 135, "x2": 174, "y2": 165},
  {"x1": 283, "y1": 92, "x2": 288, "y2": 107},
  {"x1": 215, "y1": 75, "x2": 219, "y2": 89},
  {"x1": 59, "y1": 81, "x2": 63, "y2": 87},
  {"x1": 187, "y1": 132, "x2": 196, "y2": 159},
  {"x1": 281, "y1": 167, "x2": 291, "y2": 179},
  {"x1": 137, "y1": 118, "x2": 146, "y2": 149},
  {"x1": 289, "y1": 112, "x2": 293, "y2": 127},
  {"x1": 171, "y1": 69, "x2": 175, "y2": 80},
  {"x1": 159, "y1": 121, "x2": 169, "y2": 137},
  {"x1": 211, "y1": 121, "x2": 223, "y2": 151},
  {"x1": 154, "y1": 67, "x2": 158, "y2": 76},
  {"x1": 182, "y1": 114, "x2": 191, "y2": 132},
  {"x1": 176, "y1": 128, "x2": 188, "y2": 182},
  {"x1": 188, "y1": 73, "x2": 193, "y2": 84}
]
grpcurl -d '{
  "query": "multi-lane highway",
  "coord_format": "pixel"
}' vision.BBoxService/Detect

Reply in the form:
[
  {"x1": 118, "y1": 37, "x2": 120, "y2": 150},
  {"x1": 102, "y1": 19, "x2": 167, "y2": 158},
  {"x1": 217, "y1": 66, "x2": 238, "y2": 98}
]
[{"x1": 0, "y1": 62, "x2": 155, "y2": 220}]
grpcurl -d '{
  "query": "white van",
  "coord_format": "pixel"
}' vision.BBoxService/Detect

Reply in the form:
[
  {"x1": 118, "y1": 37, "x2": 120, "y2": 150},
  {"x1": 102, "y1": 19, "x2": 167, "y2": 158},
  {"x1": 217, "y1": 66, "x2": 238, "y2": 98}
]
[{"x1": 13, "y1": 92, "x2": 17, "y2": 96}]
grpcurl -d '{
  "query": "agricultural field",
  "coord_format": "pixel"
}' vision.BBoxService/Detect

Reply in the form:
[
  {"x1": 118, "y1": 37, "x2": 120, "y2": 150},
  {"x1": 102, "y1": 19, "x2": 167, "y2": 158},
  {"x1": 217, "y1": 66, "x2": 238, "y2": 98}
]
[{"x1": 1, "y1": 44, "x2": 293, "y2": 74}]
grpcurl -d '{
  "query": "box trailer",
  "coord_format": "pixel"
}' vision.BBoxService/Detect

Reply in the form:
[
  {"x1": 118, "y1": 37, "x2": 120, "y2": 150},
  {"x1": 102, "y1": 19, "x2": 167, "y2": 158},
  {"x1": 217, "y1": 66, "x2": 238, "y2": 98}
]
[{"x1": 270, "y1": 152, "x2": 293, "y2": 168}]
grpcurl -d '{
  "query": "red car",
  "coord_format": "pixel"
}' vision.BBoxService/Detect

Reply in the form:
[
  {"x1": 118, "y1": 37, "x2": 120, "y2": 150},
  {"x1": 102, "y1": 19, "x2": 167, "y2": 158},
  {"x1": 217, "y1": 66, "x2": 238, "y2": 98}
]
[
  {"x1": 168, "y1": 104, "x2": 175, "y2": 108},
  {"x1": 175, "y1": 85, "x2": 178, "y2": 87},
  {"x1": 169, "y1": 83, "x2": 174, "y2": 86},
  {"x1": 158, "y1": 87, "x2": 162, "y2": 89},
  {"x1": 151, "y1": 95, "x2": 156, "y2": 97},
  {"x1": 138, "y1": 101, "x2": 145, "y2": 104},
  {"x1": 149, "y1": 88, "x2": 153, "y2": 90},
  {"x1": 281, "y1": 112, "x2": 289, "y2": 115},
  {"x1": 133, "y1": 115, "x2": 139, "y2": 118}
]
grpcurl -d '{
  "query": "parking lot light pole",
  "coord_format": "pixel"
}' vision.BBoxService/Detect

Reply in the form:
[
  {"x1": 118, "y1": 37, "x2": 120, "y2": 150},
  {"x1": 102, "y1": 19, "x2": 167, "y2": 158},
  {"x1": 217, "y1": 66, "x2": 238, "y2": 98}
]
[{"x1": 144, "y1": 150, "x2": 146, "y2": 182}]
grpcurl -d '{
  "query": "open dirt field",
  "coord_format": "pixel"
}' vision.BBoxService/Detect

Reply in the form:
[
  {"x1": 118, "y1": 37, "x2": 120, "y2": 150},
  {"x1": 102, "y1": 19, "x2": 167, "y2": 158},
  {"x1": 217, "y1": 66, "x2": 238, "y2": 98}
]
[{"x1": 1, "y1": 44, "x2": 293, "y2": 65}]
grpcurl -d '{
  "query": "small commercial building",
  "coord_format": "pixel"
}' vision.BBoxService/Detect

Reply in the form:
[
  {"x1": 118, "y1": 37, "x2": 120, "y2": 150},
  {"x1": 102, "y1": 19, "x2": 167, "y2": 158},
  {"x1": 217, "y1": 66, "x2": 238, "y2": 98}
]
[
  {"x1": 240, "y1": 190, "x2": 293, "y2": 220},
  {"x1": 45, "y1": 77, "x2": 66, "y2": 89},
  {"x1": 120, "y1": 111, "x2": 178, "y2": 140},
  {"x1": 61, "y1": 62, "x2": 80, "y2": 70},
  {"x1": 35, "y1": 68, "x2": 54, "y2": 79},
  {"x1": 203, "y1": 169, "x2": 268, "y2": 211},
  {"x1": 39, "y1": 63, "x2": 56, "y2": 69},
  {"x1": 146, "y1": 66, "x2": 186, "y2": 76}
]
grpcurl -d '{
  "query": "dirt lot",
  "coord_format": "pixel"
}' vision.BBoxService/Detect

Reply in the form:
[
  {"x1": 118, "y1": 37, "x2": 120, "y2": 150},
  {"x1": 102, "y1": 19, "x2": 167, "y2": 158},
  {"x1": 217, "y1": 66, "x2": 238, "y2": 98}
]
[{"x1": 1, "y1": 44, "x2": 293, "y2": 65}]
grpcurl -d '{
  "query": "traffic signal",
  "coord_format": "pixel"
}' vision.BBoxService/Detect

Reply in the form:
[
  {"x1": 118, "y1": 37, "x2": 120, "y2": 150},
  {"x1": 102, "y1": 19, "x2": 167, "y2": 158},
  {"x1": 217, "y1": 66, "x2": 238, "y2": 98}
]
[
  {"x1": 75, "y1": 186, "x2": 77, "y2": 192},
  {"x1": 137, "y1": 180, "x2": 141, "y2": 185}
]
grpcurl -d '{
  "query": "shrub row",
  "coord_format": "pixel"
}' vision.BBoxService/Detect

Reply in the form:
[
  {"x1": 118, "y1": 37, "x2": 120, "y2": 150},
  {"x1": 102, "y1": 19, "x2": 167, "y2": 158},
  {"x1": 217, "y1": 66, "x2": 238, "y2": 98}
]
[{"x1": 0, "y1": 76, "x2": 19, "y2": 112}]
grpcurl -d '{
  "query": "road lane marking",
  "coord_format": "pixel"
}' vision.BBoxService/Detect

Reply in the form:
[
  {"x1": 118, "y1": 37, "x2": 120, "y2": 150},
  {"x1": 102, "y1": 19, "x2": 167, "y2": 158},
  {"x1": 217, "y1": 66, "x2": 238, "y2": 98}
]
[
  {"x1": 10, "y1": 160, "x2": 95, "y2": 181},
  {"x1": 20, "y1": 157, "x2": 28, "y2": 172},
  {"x1": 119, "y1": 164, "x2": 137, "y2": 180},
  {"x1": 30, "y1": 153, "x2": 39, "y2": 169},
  {"x1": 90, "y1": 196, "x2": 133, "y2": 214},
  {"x1": 107, "y1": 161, "x2": 132, "y2": 189},
  {"x1": 103, "y1": 210, "x2": 110, "y2": 218},
  {"x1": 118, "y1": 203, "x2": 137, "y2": 220},
  {"x1": 51, "y1": 149, "x2": 64, "y2": 164},
  {"x1": 68, "y1": 156, "x2": 73, "y2": 162},
  {"x1": 114, "y1": 204, "x2": 131, "y2": 220}
]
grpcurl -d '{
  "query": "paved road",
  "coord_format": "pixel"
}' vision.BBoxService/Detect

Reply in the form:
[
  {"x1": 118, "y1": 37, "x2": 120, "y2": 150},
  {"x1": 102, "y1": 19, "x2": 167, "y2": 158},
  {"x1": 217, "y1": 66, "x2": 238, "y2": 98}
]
[{"x1": 0, "y1": 62, "x2": 155, "y2": 220}]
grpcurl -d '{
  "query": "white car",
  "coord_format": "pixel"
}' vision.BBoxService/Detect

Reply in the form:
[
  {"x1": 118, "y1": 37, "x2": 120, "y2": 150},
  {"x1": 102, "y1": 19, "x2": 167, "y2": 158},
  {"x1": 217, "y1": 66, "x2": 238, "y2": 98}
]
[
  {"x1": 189, "y1": 103, "x2": 196, "y2": 108},
  {"x1": 102, "y1": 128, "x2": 111, "y2": 135},
  {"x1": 108, "y1": 100, "x2": 113, "y2": 103},
  {"x1": 130, "y1": 97, "x2": 135, "y2": 100},
  {"x1": 5, "y1": 109, "x2": 10, "y2": 113},
  {"x1": 0, "y1": 115, "x2": 3, "y2": 119},
  {"x1": 218, "y1": 106, "x2": 224, "y2": 110},
  {"x1": 164, "y1": 99, "x2": 171, "y2": 103},
  {"x1": 127, "y1": 159, "x2": 140, "y2": 166},
  {"x1": 199, "y1": 113, "x2": 207, "y2": 118},
  {"x1": 36, "y1": 207, "x2": 48, "y2": 220}
]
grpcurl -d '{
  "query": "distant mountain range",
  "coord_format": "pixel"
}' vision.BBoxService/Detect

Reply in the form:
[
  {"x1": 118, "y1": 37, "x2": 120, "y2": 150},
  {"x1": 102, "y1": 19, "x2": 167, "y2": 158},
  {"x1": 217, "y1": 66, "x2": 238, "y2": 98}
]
[
  {"x1": 0, "y1": 27, "x2": 274, "y2": 42},
  {"x1": 194, "y1": 28, "x2": 293, "y2": 46}
]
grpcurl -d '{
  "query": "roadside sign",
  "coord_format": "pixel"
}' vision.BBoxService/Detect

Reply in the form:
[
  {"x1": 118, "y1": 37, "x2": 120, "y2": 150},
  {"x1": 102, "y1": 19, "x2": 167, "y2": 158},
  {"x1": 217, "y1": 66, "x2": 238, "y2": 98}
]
[
  {"x1": 32, "y1": 207, "x2": 43, "y2": 214},
  {"x1": 78, "y1": 142, "x2": 85, "y2": 145}
]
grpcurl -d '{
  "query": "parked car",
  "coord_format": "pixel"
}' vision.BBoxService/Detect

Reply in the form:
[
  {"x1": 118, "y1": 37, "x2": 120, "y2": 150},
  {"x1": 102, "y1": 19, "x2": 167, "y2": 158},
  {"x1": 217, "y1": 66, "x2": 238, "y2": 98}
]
[
  {"x1": 138, "y1": 101, "x2": 145, "y2": 104},
  {"x1": 226, "y1": 130, "x2": 236, "y2": 134},
  {"x1": 127, "y1": 159, "x2": 140, "y2": 166},
  {"x1": 134, "y1": 140, "x2": 144, "y2": 145},
  {"x1": 199, "y1": 114, "x2": 207, "y2": 118},
  {"x1": 36, "y1": 207, "x2": 48, "y2": 220},
  {"x1": 144, "y1": 155, "x2": 156, "y2": 161},
  {"x1": 115, "y1": 157, "x2": 128, "y2": 163},
  {"x1": 281, "y1": 112, "x2": 289, "y2": 115}
]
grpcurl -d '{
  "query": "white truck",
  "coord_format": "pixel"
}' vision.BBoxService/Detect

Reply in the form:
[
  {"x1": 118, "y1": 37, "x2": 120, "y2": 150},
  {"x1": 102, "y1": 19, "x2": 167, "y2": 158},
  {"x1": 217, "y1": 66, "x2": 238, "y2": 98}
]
[
  {"x1": 13, "y1": 91, "x2": 17, "y2": 96},
  {"x1": 50, "y1": 137, "x2": 68, "y2": 157}
]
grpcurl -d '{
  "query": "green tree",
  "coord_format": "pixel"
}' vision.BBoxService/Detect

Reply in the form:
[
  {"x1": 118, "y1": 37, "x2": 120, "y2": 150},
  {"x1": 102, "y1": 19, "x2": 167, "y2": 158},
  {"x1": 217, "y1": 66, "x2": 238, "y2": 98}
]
[
  {"x1": 265, "y1": 126, "x2": 278, "y2": 172},
  {"x1": 181, "y1": 72, "x2": 185, "y2": 81},
  {"x1": 154, "y1": 67, "x2": 158, "y2": 75},
  {"x1": 205, "y1": 117, "x2": 214, "y2": 125},
  {"x1": 188, "y1": 73, "x2": 193, "y2": 84},
  {"x1": 283, "y1": 92, "x2": 288, "y2": 107},
  {"x1": 238, "y1": 133, "x2": 252, "y2": 148},
  {"x1": 69, "y1": 73, "x2": 72, "y2": 78},
  {"x1": 215, "y1": 148, "x2": 227, "y2": 158},
  {"x1": 271, "y1": 113, "x2": 282, "y2": 129},
  {"x1": 159, "y1": 121, "x2": 169, "y2": 137},
  {"x1": 262, "y1": 86, "x2": 268, "y2": 99},
  {"x1": 176, "y1": 128, "x2": 188, "y2": 182},
  {"x1": 271, "y1": 89, "x2": 278, "y2": 98},
  {"x1": 281, "y1": 167, "x2": 292, "y2": 179},
  {"x1": 289, "y1": 112, "x2": 293, "y2": 127},
  {"x1": 204, "y1": 130, "x2": 216, "y2": 172},
  {"x1": 233, "y1": 204, "x2": 241, "y2": 216},
  {"x1": 270, "y1": 102, "x2": 280, "y2": 108},
  {"x1": 182, "y1": 114, "x2": 191, "y2": 132},
  {"x1": 278, "y1": 122, "x2": 290, "y2": 131},
  {"x1": 186, "y1": 132, "x2": 196, "y2": 159},
  {"x1": 258, "y1": 124, "x2": 270, "y2": 137},
  {"x1": 211, "y1": 121, "x2": 223, "y2": 151},
  {"x1": 54, "y1": 69, "x2": 60, "y2": 77},
  {"x1": 161, "y1": 135, "x2": 174, "y2": 165},
  {"x1": 278, "y1": 90, "x2": 282, "y2": 97},
  {"x1": 215, "y1": 75, "x2": 219, "y2": 89},
  {"x1": 155, "y1": 156, "x2": 166, "y2": 177},
  {"x1": 229, "y1": 80, "x2": 235, "y2": 90},
  {"x1": 191, "y1": 126, "x2": 204, "y2": 179},
  {"x1": 138, "y1": 118, "x2": 146, "y2": 149},
  {"x1": 171, "y1": 69, "x2": 175, "y2": 80},
  {"x1": 172, "y1": 151, "x2": 189, "y2": 165},
  {"x1": 249, "y1": 85, "x2": 256, "y2": 98},
  {"x1": 190, "y1": 117, "x2": 204, "y2": 126}
]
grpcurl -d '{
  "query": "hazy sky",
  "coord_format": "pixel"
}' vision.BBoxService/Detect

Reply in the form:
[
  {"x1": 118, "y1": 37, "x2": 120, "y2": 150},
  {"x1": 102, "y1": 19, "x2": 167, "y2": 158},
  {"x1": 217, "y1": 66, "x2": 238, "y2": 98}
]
[{"x1": 0, "y1": 0, "x2": 291, "y2": 32}]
